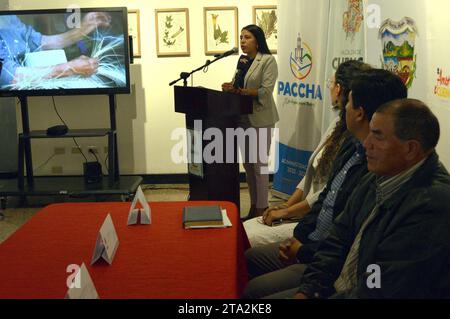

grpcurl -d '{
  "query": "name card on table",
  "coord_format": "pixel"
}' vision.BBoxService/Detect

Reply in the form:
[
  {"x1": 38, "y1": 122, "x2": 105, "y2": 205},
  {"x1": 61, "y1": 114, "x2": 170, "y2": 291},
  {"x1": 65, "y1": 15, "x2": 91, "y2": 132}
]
[
  {"x1": 127, "y1": 186, "x2": 151, "y2": 225},
  {"x1": 65, "y1": 263, "x2": 99, "y2": 299},
  {"x1": 91, "y1": 214, "x2": 119, "y2": 265}
]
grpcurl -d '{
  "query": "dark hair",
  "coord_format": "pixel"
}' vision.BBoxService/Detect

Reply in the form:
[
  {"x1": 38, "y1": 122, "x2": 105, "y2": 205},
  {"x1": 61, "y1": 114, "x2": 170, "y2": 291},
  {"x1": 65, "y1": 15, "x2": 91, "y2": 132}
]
[
  {"x1": 242, "y1": 24, "x2": 271, "y2": 55},
  {"x1": 335, "y1": 60, "x2": 372, "y2": 108},
  {"x1": 376, "y1": 99, "x2": 440, "y2": 152},
  {"x1": 315, "y1": 60, "x2": 372, "y2": 180},
  {"x1": 351, "y1": 69, "x2": 408, "y2": 121}
]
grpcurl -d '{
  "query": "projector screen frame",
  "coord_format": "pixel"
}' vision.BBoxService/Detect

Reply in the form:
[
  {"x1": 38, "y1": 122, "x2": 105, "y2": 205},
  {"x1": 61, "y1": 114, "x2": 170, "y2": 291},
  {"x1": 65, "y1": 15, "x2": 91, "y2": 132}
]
[{"x1": 0, "y1": 7, "x2": 131, "y2": 97}]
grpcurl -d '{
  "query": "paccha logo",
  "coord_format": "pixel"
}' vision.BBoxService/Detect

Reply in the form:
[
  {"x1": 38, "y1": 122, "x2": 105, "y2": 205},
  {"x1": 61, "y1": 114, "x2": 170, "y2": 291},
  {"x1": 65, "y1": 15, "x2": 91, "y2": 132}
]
[
  {"x1": 278, "y1": 33, "x2": 322, "y2": 101},
  {"x1": 434, "y1": 68, "x2": 450, "y2": 99},
  {"x1": 290, "y1": 33, "x2": 313, "y2": 80},
  {"x1": 379, "y1": 17, "x2": 418, "y2": 88}
]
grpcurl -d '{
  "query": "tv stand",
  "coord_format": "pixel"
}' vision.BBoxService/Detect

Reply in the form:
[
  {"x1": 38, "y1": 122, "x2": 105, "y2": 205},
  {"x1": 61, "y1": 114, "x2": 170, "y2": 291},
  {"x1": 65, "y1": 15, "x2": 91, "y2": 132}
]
[{"x1": 0, "y1": 94, "x2": 142, "y2": 204}]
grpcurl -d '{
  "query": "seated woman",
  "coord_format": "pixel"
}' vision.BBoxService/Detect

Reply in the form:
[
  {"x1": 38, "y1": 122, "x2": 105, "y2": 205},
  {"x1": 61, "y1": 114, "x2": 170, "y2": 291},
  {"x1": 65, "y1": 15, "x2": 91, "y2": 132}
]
[{"x1": 243, "y1": 60, "x2": 372, "y2": 247}]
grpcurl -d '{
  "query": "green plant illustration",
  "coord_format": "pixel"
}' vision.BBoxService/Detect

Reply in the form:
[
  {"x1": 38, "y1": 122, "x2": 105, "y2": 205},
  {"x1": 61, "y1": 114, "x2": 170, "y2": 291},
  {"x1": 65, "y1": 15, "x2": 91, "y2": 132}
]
[
  {"x1": 257, "y1": 10, "x2": 277, "y2": 39},
  {"x1": 211, "y1": 14, "x2": 229, "y2": 45},
  {"x1": 171, "y1": 26, "x2": 184, "y2": 39},
  {"x1": 162, "y1": 15, "x2": 184, "y2": 47}
]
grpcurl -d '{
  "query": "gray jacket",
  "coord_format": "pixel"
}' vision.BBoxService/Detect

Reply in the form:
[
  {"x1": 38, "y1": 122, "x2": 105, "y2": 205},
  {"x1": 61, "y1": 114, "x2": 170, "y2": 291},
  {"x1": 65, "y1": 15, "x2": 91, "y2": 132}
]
[{"x1": 237, "y1": 52, "x2": 279, "y2": 127}]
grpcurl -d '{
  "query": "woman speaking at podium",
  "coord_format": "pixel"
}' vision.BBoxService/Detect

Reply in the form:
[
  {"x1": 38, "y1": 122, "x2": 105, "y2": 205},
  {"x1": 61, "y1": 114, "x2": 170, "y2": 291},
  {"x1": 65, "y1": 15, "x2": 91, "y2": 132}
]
[{"x1": 222, "y1": 24, "x2": 279, "y2": 220}]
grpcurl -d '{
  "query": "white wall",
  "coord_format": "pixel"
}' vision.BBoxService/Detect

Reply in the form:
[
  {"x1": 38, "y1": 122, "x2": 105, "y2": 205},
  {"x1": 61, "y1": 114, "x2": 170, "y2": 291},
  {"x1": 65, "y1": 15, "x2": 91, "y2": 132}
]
[
  {"x1": 425, "y1": 0, "x2": 450, "y2": 169},
  {"x1": 8, "y1": 0, "x2": 277, "y2": 176}
]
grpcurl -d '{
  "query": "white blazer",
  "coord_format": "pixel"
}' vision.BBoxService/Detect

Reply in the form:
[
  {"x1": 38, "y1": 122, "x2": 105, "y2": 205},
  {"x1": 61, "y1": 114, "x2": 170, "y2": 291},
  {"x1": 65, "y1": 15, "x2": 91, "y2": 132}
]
[{"x1": 235, "y1": 52, "x2": 279, "y2": 127}]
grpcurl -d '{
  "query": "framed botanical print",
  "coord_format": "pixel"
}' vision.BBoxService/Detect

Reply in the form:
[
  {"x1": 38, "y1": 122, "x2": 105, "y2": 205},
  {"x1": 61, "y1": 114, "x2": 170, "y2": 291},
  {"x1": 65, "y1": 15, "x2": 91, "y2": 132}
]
[
  {"x1": 253, "y1": 6, "x2": 278, "y2": 54},
  {"x1": 155, "y1": 8, "x2": 190, "y2": 57},
  {"x1": 127, "y1": 9, "x2": 141, "y2": 58},
  {"x1": 203, "y1": 7, "x2": 238, "y2": 56}
]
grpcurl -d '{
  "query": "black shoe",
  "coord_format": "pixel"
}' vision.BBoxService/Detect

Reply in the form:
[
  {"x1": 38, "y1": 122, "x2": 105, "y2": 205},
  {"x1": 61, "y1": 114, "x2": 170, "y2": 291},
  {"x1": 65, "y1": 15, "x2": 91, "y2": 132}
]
[{"x1": 240, "y1": 206, "x2": 256, "y2": 221}]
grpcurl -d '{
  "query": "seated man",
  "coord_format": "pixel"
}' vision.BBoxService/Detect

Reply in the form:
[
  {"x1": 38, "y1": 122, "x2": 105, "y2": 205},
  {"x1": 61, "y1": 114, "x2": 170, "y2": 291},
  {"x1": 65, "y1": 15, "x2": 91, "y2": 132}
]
[
  {"x1": 244, "y1": 69, "x2": 408, "y2": 299},
  {"x1": 294, "y1": 99, "x2": 450, "y2": 299},
  {"x1": 244, "y1": 61, "x2": 372, "y2": 247}
]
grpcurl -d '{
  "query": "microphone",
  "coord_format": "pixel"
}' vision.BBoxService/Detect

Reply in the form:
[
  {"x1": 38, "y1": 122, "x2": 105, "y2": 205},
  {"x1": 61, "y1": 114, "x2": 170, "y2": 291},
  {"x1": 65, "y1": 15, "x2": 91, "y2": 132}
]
[
  {"x1": 233, "y1": 55, "x2": 251, "y2": 89},
  {"x1": 236, "y1": 55, "x2": 251, "y2": 72},
  {"x1": 214, "y1": 47, "x2": 238, "y2": 59}
]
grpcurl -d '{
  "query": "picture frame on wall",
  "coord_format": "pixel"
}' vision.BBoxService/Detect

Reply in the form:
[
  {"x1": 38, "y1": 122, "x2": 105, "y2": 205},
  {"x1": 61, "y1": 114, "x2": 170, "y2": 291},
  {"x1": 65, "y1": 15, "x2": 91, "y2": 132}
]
[
  {"x1": 155, "y1": 8, "x2": 190, "y2": 57},
  {"x1": 127, "y1": 9, "x2": 142, "y2": 58},
  {"x1": 252, "y1": 5, "x2": 277, "y2": 54},
  {"x1": 203, "y1": 7, "x2": 238, "y2": 56}
]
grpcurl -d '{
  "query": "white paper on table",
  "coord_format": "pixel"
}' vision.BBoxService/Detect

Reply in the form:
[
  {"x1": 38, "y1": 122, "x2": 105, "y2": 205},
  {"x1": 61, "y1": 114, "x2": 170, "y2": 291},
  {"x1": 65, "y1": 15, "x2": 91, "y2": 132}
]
[
  {"x1": 127, "y1": 186, "x2": 151, "y2": 225},
  {"x1": 185, "y1": 209, "x2": 233, "y2": 229},
  {"x1": 65, "y1": 263, "x2": 99, "y2": 299},
  {"x1": 91, "y1": 214, "x2": 119, "y2": 265}
]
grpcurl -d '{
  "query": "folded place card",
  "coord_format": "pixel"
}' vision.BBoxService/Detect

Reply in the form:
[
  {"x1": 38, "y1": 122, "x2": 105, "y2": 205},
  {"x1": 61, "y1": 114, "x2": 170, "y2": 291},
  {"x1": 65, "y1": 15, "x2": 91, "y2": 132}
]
[
  {"x1": 127, "y1": 186, "x2": 151, "y2": 225},
  {"x1": 91, "y1": 214, "x2": 119, "y2": 265},
  {"x1": 65, "y1": 263, "x2": 99, "y2": 299}
]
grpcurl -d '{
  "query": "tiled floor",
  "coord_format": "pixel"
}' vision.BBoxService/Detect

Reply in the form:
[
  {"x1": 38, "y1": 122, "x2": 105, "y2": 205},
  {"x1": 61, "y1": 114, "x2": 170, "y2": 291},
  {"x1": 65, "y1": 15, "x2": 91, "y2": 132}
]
[{"x1": 0, "y1": 183, "x2": 283, "y2": 244}]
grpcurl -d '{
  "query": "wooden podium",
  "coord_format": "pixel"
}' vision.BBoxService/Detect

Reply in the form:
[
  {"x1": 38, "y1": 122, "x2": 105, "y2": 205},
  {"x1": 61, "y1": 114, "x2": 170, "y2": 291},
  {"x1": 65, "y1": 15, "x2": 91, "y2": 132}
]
[{"x1": 174, "y1": 86, "x2": 252, "y2": 210}]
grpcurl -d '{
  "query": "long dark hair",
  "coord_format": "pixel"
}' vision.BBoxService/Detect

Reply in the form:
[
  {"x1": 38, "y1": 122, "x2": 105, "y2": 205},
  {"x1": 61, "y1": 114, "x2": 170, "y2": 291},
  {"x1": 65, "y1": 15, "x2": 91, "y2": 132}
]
[
  {"x1": 242, "y1": 24, "x2": 271, "y2": 55},
  {"x1": 315, "y1": 60, "x2": 372, "y2": 181}
]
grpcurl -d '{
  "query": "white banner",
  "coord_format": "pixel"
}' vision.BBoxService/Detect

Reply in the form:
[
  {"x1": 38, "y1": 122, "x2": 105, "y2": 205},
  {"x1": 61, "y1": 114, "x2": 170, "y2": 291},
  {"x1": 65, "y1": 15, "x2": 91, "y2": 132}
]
[
  {"x1": 322, "y1": 0, "x2": 366, "y2": 134},
  {"x1": 365, "y1": 0, "x2": 450, "y2": 168},
  {"x1": 274, "y1": 0, "x2": 450, "y2": 196},
  {"x1": 273, "y1": 0, "x2": 330, "y2": 196},
  {"x1": 274, "y1": 0, "x2": 366, "y2": 196}
]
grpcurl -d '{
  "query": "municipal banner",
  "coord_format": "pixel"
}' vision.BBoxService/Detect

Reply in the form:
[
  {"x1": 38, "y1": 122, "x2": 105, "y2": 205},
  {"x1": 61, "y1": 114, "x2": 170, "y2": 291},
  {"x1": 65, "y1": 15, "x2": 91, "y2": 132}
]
[
  {"x1": 321, "y1": 0, "x2": 366, "y2": 134},
  {"x1": 273, "y1": 0, "x2": 366, "y2": 196},
  {"x1": 365, "y1": 0, "x2": 450, "y2": 167},
  {"x1": 273, "y1": 0, "x2": 330, "y2": 196},
  {"x1": 274, "y1": 0, "x2": 450, "y2": 196}
]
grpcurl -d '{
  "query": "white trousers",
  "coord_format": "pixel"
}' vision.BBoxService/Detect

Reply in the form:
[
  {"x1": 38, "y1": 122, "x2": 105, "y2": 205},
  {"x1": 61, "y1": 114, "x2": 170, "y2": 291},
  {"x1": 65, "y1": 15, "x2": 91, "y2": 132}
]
[{"x1": 239, "y1": 123, "x2": 274, "y2": 209}]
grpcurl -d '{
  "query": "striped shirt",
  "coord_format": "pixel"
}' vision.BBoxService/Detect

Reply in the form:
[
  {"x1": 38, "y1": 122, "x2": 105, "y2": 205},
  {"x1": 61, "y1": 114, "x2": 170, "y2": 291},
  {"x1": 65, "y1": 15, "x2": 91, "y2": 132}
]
[
  {"x1": 308, "y1": 141, "x2": 365, "y2": 241},
  {"x1": 334, "y1": 158, "x2": 427, "y2": 293}
]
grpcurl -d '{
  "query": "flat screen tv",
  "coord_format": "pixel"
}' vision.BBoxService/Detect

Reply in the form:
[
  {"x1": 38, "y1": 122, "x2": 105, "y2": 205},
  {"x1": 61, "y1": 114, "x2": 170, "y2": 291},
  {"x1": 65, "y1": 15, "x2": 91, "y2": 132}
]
[{"x1": 0, "y1": 7, "x2": 130, "y2": 97}]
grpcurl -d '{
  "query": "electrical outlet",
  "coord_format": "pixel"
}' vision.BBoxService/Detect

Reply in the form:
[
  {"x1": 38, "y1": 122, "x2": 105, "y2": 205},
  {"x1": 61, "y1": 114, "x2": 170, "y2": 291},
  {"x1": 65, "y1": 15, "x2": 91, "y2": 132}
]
[
  {"x1": 87, "y1": 146, "x2": 99, "y2": 154},
  {"x1": 72, "y1": 147, "x2": 81, "y2": 154},
  {"x1": 54, "y1": 147, "x2": 65, "y2": 155},
  {"x1": 51, "y1": 166, "x2": 63, "y2": 174}
]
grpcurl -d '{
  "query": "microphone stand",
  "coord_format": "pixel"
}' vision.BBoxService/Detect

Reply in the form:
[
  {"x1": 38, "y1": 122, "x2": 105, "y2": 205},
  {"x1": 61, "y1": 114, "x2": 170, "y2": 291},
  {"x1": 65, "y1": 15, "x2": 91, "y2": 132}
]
[{"x1": 169, "y1": 53, "x2": 233, "y2": 87}]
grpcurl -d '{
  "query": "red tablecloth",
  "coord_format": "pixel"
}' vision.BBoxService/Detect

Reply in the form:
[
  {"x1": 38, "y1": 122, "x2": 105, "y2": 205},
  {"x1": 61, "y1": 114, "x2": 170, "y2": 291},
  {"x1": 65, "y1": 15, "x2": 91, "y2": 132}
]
[{"x1": 0, "y1": 201, "x2": 249, "y2": 299}]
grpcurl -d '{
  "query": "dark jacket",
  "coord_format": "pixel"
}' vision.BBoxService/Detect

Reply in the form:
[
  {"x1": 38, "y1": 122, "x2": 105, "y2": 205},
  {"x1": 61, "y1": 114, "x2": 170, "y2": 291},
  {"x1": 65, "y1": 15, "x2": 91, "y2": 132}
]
[
  {"x1": 298, "y1": 151, "x2": 450, "y2": 299},
  {"x1": 294, "y1": 136, "x2": 368, "y2": 263}
]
